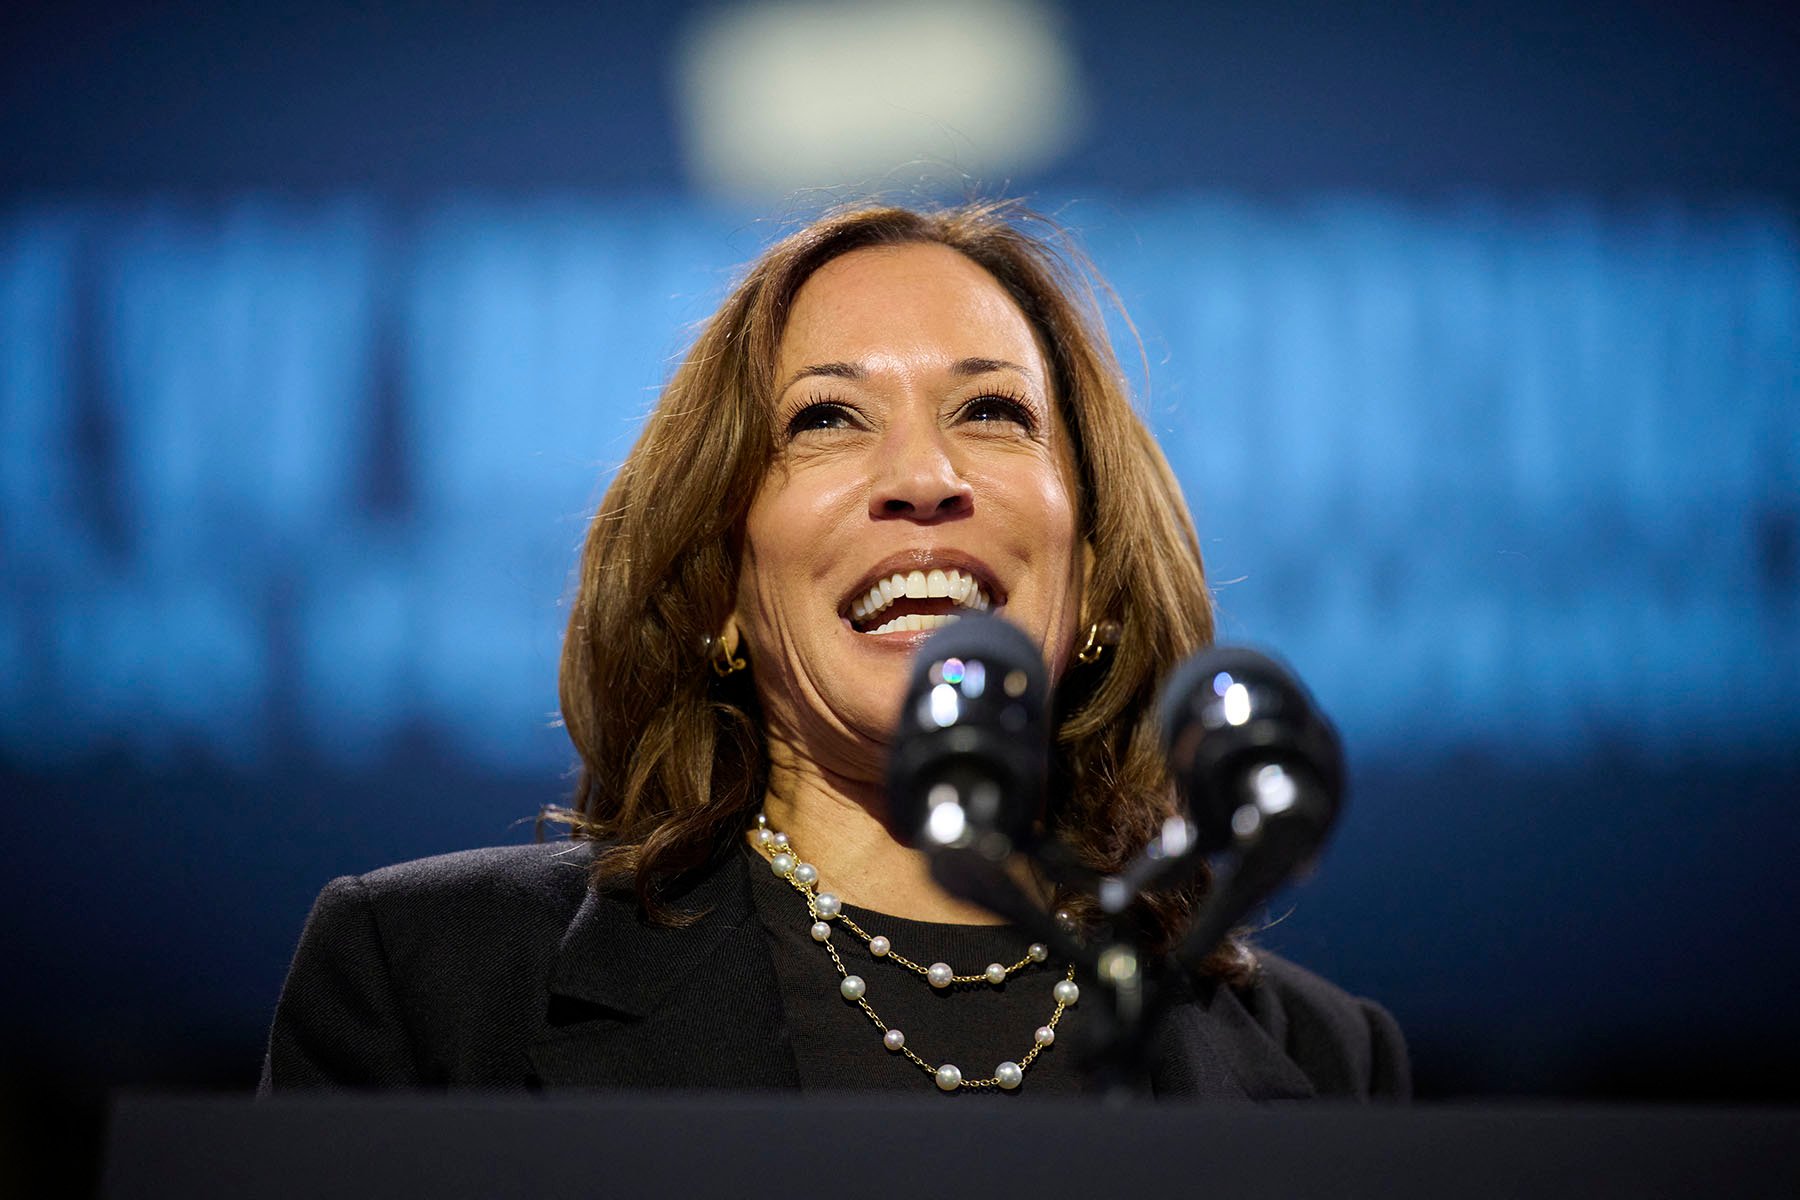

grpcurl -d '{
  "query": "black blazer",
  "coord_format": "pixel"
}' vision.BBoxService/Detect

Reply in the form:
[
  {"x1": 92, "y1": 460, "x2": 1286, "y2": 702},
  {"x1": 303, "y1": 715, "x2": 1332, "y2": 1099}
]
[{"x1": 261, "y1": 841, "x2": 1409, "y2": 1099}]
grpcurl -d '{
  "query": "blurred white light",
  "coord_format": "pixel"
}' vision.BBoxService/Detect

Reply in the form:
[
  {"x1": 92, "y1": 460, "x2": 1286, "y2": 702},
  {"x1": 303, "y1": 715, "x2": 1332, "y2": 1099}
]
[
  {"x1": 675, "y1": 0, "x2": 1086, "y2": 200},
  {"x1": 927, "y1": 798, "x2": 967, "y2": 844},
  {"x1": 1252, "y1": 763, "x2": 1297, "y2": 814},
  {"x1": 929, "y1": 682, "x2": 959, "y2": 727},
  {"x1": 1160, "y1": 815, "x2": 1191, "y2": 857},
  {"x1": 1222, "y1": 682, "x2": 1251, "y2": 726}
]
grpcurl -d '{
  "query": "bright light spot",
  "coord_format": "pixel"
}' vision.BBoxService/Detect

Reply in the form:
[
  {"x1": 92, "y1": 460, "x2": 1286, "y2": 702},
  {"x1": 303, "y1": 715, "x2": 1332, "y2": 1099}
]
[
  {"x1": 1212, "y1": 671, "x2": 1233, "y2": 697},
  {"x1": 1223, "y1": 682, "x2": 1251, "y2": 725},
  {"x1": 675, "y1": 0, "x2": 1087, "y2": 200},
  {"x1": 942, "y1": 657, "x2": 964, "y2": 684},
  {"x1": 929, "y1": 682, "x2": 960, "y2": 728},
  {"x1": 1160, "y1": 815, "x2": 1191, "y2": 857},
  {"x1": 1231, "y1": 806, "x2": 1261, "y2": 838},
  {"x1": 1003, "y1": 669, "x2": 1028, "y2": 698},
  {"x1": 1254, "y1": 763, "x2": 1298, "y2": 814},
  {"x1": 927, "y1": 799, "x2": 967, "y2": 845},
  {"x1": 962, "y1": 660, "x2": 986, "y2": 697},
  {"x1": 1098, "y1": 944, "x2": 1139, "y2": 984}
]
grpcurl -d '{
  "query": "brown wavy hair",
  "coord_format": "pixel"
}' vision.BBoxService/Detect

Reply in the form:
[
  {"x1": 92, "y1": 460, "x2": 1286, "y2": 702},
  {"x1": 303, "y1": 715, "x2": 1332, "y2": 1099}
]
[{"x1": 556, "y1": 199, "x2": 1252, "y2": 981}]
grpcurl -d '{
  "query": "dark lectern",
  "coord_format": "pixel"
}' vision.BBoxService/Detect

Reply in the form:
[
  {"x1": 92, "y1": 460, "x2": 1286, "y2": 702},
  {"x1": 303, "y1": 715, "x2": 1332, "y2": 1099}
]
[{"x1": 104, "y1": 1094, "x2": 1797, "y2": 1199}]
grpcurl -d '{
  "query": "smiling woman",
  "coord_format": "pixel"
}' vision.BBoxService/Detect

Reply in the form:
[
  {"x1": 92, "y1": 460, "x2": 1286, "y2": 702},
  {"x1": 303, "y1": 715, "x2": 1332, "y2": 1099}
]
[{"x1": 262, "y1": 201, "x2": 1408, "y2": 1099}]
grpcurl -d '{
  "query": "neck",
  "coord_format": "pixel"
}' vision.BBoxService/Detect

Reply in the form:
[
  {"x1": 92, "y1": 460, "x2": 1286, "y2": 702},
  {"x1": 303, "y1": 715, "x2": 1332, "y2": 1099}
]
[{"x1": 758, "y1": 735, "x2": 1041, "y2": 926}]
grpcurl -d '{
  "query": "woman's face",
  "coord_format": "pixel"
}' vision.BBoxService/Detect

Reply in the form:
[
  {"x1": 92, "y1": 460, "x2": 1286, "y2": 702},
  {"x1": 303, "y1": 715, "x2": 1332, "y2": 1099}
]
[{"x1": 735, "y1": 241, "x2": 1085, "y2": 783}]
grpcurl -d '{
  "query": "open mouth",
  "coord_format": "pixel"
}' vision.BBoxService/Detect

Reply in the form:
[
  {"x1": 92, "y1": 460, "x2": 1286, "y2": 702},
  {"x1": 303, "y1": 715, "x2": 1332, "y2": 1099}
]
[{"x1": 847, "y1": 567, "x2": 993, "y2": 634}]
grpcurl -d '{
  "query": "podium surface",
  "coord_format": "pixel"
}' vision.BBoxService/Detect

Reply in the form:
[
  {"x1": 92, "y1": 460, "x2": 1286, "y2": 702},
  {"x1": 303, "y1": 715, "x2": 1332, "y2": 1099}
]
[{"x1": 105, "y1": 1093, "x2": 1798, "y2": 1199}]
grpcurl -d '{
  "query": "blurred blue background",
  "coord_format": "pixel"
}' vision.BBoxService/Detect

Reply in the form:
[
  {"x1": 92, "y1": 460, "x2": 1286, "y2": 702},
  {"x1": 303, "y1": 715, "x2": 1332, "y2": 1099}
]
[{"x1": 3, "y1": 1, "x2": 1797, "y2": 1179}]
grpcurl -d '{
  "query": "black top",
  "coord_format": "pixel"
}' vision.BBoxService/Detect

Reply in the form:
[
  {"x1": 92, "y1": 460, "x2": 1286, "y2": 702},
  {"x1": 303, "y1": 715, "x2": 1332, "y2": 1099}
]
[
  {"x1": 261, "y1": 839, "x2": 1410, "y2": 1100},
  {"x1": 747, "y1": 846, "x2": 1085, "y2": 1096}
]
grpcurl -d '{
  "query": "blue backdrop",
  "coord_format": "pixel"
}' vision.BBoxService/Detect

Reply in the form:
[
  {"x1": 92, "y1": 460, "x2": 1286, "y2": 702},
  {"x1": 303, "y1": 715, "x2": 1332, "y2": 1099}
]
[{"x1": 5, "y1": 198, "x2": 1795, "y2": 768}]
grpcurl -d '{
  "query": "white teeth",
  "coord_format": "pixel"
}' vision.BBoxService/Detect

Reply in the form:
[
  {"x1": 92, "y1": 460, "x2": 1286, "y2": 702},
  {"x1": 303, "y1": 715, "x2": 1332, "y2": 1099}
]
[
  {"x1": 849, "y1": 566, "x2": 994, "y2": 631},
  {"x1": 869, "y1": 612, "x2": 961, "y2": 635}
]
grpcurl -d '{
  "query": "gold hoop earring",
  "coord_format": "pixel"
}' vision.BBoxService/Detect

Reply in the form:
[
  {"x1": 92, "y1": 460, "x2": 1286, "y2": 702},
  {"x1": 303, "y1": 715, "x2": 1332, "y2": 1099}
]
[
  {"x1": 704, "y1": 632, "x2": 746, "y2": 677},
  {"x1": 1076, "y1": 618, "x2": 1122, "y2": 665}
]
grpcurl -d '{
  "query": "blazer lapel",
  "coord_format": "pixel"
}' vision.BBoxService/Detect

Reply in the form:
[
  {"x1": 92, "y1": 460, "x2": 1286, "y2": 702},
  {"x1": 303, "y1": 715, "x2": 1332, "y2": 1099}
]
[{"x1": 528, "y1": 850, "x2": 801, "y2": 1090}]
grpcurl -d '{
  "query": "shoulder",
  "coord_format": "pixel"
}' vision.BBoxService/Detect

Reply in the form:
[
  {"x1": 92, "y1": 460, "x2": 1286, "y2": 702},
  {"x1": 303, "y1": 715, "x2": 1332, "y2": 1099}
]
[
  {"x1": 264, "y1": 840, "x2": 601, "y2": 1090},
  {"x1": 347, "y1": 839, "x2": 595, "y2": 912},
  {"x1": 317, "y1": 840, "x2": 596, "y2": 967},
  {"x1": 1233, "y1": 950, "x2": 1411, "y2": 1100}
]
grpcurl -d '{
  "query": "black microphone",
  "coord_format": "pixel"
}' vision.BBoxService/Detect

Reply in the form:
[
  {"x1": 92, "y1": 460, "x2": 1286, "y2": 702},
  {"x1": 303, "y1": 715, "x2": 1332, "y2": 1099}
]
[
  {"x1": 885, "y1": 612, "x2": 1050, "y2": 862},
  {"x1": 1157, "y1": 646, "x2": 1344, "y2": 968}
]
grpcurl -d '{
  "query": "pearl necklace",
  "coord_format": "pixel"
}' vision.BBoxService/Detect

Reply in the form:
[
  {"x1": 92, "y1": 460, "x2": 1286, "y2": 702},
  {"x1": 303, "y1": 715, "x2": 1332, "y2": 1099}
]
[{"x1": 752, "y1": 813, "x2": 1079, "y2": 1093}]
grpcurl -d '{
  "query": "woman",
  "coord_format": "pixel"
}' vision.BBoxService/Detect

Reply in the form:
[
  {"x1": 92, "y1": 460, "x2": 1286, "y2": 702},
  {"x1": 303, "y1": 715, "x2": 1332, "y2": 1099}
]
[{"x1": 262, "y1": 201, "x2": 1408, "y2": 1099}]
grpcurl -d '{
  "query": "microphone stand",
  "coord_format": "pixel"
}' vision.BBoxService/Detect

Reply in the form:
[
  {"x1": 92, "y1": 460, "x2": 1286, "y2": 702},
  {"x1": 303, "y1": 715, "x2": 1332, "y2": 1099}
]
[{"x1": 931, "y1": 756, "x2": 1339, "y2": 1100}]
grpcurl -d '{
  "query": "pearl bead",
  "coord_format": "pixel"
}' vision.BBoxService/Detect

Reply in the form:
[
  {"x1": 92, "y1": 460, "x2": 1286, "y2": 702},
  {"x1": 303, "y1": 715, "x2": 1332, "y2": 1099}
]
[
  {"x1": 810, "y1": 921, "x2": 831, "y2": 942},
  {"x1": 769, "y1": 853, "x2": 795, "y2": 876},
  {"x1": 1054, "y1": 909, "x2": 1075, "y2": 931},
  {"x1": 868, "y1": 936, "x2": 890, "y2": 956},
  {"x1": 927, "y1": 962, "x2": 954, "y2": 988},
  {"x1": 1028, "y1": 943, "x2": 1048, "y2": 962},
  {"x1": 773, "y1": 832, "x2": 790, "y2": 848},
  {"x1": 984, "y1": 963, "x2": 1006, "y2": 985},
  {"x1": 756, "y1": 812, "x2": 768, "y2": 827},
  {"x1": 814, "y1": 893, "x2": 842, "y2": 919},
  {"x1": 995, "y1": 1061, "x2": 1023, "y2": 1090},
  {"x1": 793, "y1": 862, "x2": 818, "y2": 886},
  {"x1": 1054, "y1": 980, "x2": 1080, "y2": 1005},
  {"x1": 840, "y1": 975, "x2": 866, "y2": 1001},
  {"x1": 755, "y1": 828, "x2": 774, "y2": 847},
  {"x1": 935, "y1": 1064, "x2": 962, "y2": 1091},
  {"x1": 1034, "y1": 1026, "x2": 1055, "y2": 1046},
  {"x1": 883, "y1": 1028, "x2": 905, "y2": 1051}
]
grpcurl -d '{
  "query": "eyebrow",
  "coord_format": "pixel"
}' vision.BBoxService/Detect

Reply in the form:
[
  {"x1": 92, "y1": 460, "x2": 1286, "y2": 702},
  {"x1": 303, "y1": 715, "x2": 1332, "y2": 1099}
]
[
  {"x1": 777, "y1": 357, "x2": 1032, "y2": 398},
  {"x1": 950, "y1": 357, "x2": 1031, "y2": 378}
]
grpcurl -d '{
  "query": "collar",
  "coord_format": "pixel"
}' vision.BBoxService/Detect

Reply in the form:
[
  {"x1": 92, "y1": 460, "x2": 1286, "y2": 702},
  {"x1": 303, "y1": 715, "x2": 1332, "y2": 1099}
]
[
  {"x1": 542, "y1": 846, "x2": 758, "y2": 1019},
  {"x1": 528, "y1": 845, "x2": 802, "y2": 1089}
]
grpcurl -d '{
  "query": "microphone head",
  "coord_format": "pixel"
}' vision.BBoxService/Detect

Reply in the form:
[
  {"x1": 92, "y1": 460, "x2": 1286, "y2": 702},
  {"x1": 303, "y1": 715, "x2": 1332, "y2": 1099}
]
[
  {"x1": 1158, "y1": 646, "x2": 1344, "y2": 854},
  {"x1": 885, "y1": 613, "x2": 1050, "y2": 858}
]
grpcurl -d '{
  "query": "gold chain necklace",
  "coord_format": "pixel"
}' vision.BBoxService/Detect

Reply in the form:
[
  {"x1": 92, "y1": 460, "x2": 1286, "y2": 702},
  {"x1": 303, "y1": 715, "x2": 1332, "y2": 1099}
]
[{"x1": 753, "y1": 813, "x2": 1079, "y2": 1092}]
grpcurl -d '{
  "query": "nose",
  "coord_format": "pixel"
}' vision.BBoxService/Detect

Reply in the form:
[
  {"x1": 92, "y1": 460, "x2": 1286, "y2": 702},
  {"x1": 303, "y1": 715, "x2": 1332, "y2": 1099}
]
[{"x1": 869, "y1": 416, "x2": 972, "y2": 522}]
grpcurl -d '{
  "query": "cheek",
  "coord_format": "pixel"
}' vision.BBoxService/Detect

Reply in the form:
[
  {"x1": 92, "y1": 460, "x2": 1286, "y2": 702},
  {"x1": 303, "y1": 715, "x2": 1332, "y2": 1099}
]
[
  {"x1": 1025, "y1": 464, "x2": 1083, "y2": 569},
  {"x1": 734, "y1": 469, "x2": 857, "y2": 622},
  {"x1": 735, "y1": 485, "x2": 790, "y2": 630}
]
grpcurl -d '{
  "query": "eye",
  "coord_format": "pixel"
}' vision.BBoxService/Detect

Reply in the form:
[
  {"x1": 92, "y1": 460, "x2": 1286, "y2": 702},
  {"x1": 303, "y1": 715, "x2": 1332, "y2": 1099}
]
[
  {"x1": 785, "y1": 400, "x2": 859, "y2": 438},
  {"x1": 960, "y1": 392, "x2": 1036, "y2": 431}
]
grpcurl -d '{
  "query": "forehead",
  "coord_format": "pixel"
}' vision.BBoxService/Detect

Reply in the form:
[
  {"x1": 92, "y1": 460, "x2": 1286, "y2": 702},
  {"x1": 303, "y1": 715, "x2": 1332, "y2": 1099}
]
[{"x1": 778, "y1": 242, "x2": 1048, "y2": 382}]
